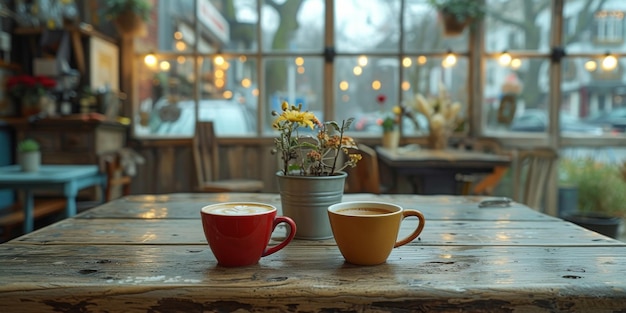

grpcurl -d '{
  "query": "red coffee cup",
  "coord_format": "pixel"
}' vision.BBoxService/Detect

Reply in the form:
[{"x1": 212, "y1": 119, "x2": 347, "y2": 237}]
[{"x1": 200, "y1": 202, "x2": 296, "y2": 267}]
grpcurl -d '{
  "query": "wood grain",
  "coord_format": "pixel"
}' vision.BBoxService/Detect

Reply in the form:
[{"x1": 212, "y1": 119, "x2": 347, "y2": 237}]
[
  {"x1": 0, "y1": 244, "x2": 624, "y2": 312},
  {"x1": 14, "y1": 218, "x2": 622, "y2": 247},
  {"x1": 79, "y1": 193, "x2": 556, "y2": 221},
  {"x1": 1, "y1": 193, "x2": 625, "y2": 312}
]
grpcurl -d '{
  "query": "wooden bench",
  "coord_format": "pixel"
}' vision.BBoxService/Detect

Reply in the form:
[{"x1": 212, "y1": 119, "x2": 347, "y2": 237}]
[{"x1": 0, "y1": 198, "x2": 67, "y2": 242}]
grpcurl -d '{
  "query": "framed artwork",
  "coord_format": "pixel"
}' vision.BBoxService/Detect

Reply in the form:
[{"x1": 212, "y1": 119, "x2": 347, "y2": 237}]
[{"x1": 89, "y1": 36, "x2": 119, "y2": 92}]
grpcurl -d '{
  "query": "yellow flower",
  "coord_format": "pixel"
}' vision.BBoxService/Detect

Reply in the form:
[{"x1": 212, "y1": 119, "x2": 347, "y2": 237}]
[
  {"x1": 349, "y1": 154, "x2": 362, "y2": 164},
  {"x1": 272, "y1": 101, "x2": 360, "y2": 176},
  {"x1": 274, "y1": 109, "x2": 317, "y2": 130}
]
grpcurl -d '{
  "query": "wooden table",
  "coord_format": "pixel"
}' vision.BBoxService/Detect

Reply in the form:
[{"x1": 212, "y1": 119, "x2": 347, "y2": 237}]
[
  {"x1": 0, "y1": 193, "x2": 625, "y2": 312},
  {"x1": 377, "y1": 146, "x2": 511, "y2": 194},
  {"x1": 0, "y1": 165, "x2": 105, "y2": 233}
]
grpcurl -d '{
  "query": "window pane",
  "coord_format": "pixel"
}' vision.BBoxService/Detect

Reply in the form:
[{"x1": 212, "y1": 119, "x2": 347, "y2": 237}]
[
  {"x1": 135, "y1": 0, "x2": 197, "y2": 54},
  {"x1": 134, "y1": 56, "x2": 195, "y2": 137},
  {"x1": 483, "y1": 58, "x2": 550, "y2": 134},
  {"x1": 198, "y1": 56, "x2": 258, "y2": 136},
  {"x1": 223, "y1": 0, "x2": 259, "y2": 52},
  {"x1": 484, "y1": 0, "x2": 552, "y2": 53},
  {"x1": 263, "y1": 57, "x2": 324, "y2": 134},
  {"x1": 563, "y1": 0, "x2": 625, "y2": 53},
  {"x1": 402, "y1": 56, "x2": 469, "y2": 135},
  {"x1": 261, "y1": 0, "x2": 324, "y2": 52},
  {"x1": 403, "y1": 0, "x2": 469, "y2": 53},
  {"x1": 335, "y1": 0, "x2": 401, "y2": 53},
  {"x1": 563, "y1": 56, "x2": 625, "y2": 135},
  {"x1": 334, "y1": 56, "x2": 399, "y2": 135}
]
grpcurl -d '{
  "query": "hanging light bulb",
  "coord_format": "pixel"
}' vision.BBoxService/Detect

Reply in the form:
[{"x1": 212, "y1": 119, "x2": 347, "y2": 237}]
[
  {"x1": 442, "y1": 50, "x2": 457, "y2": 68},
  {"x1": 584, "y1": 60, "x2": 597, "y2": 72},
  {"x1": 498, "y1": 51, "x2": 512, "y2": 66},
  {"x1": 510, "y1": 58, "x2": 522, "y2": 69},
  {"x1": 601, "y1": 53, "x2": 618, "y2": 71},
  {"x1": 144, "y1": 53, "x2": 157, "y2": 68}
]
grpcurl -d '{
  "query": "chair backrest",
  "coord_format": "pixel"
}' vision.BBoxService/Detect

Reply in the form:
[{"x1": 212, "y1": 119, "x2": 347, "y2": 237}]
[
  {"x1": 345, "y1": 144, "x2": 381, "y2": 194},
  {"x1": 472, "y1": 138, "x2": 503, "y2": 154},
  {"x1": 193, "y1": 121, "x2": 219, "y2": 187},
  {"x1": 102, "y1": 153, "x2": 132, "y2": 202},
  {"x1": 512, "y1": 148, "x2": 558, "y2": 210}
]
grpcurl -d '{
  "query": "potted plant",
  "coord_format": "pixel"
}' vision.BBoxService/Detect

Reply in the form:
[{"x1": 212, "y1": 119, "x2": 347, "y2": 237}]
[
  {"x1": 559, "y1": 158, "x2": 625, "y2": 239},
  {"x1": 377, "y1": 94, "x2": 401, "y2": 150},
  {"x1": 17, "y1": 138, "x2": 41, "y2": 172},
  {"x1": 427, "y1": 0, "x2": 486, "y2": 36},
  {"x1": 6, "y1": 75, "x2": 57, "y2": 117},
  {"x1": 271, "y1": 101, "x2": 361, "y2": 239},
  {"x1": 413, "y1": 82, "x2": 463, "y2": 150},
  {"x1": 103, "y1": 0, "x2": 152, "y2": 37}
]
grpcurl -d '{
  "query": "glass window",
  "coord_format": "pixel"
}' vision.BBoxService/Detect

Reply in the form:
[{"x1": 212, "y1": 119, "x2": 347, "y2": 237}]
[
  {"x1": 334, "y1": 0, "x2": 401, "y2": 53},
  {"x1": 483, "y1": 57, "x2": 550, "y2": 134},
  {"x1": 262, "y1": 0, "x2": 324, "y2": 52},
  {"x1": 484, "y1": 0, "x2": 553, "y2": 53},
  {"x1": 334, "y1": 56, "x2": 400, "y2": 135},
  {"x1": 564, "y1": 56, "x2": 626, "y2": 135},
  {"x1": 263, "y1": 57, "x2": 324, "y2": 134},
  {"x1": 134, "y1": 56, "x2": 195, "y2": 138},
  {"x1": 564, "y1": 0, "x2": 626, "y2": 52},
  {"x1": 403, "y1": 0, "x2": 469, "y2": 53}
]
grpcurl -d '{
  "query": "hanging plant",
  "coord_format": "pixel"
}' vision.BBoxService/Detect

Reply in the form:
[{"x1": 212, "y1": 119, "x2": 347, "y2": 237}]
[
  {"x1": 427, "y1": 0, "x2": 485, "y2": 36},
  {"x1": 102, "y1": 0, "x2": 152, "y2": 37}
]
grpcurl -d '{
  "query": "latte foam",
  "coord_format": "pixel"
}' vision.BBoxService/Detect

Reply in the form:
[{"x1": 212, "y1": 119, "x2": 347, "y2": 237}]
[{"x1": 208, "y1": 204, "x2": 271, "y2": 215}]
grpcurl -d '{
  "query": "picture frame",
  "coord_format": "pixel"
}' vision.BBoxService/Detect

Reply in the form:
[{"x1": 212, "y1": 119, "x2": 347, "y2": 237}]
[{"x1": 89, "y1": 36, "x2": 119, "y2": 92}]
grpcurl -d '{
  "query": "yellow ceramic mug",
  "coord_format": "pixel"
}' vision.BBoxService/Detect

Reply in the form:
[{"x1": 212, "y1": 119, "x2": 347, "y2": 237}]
[{"x1": 328, "y1": 201, "x2": 425, "y2": 265}]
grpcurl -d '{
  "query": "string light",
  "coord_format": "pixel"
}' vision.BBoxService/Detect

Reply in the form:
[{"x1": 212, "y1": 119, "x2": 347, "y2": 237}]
[
  {"x1": 144, "y1": 53, "x2": 157, "y2": 68},
  {"x1": 510, "y1": 58, "x2": 522, "y2": 69},
  {"x1": 358, "y1": 55, "x2": 368, "y2": 67},
  {"x1": 442, "y1": 50, "x2": 457, "y2": 68},
  {"x1": 498, "y1": 51, "x2": 512, "y2": 66},
  {"x1": 601, "y1": 53, "x2": 618, "y2": 71},
  {"x1": 584, "y1": 60, "x2": 597, "y2": 72}
]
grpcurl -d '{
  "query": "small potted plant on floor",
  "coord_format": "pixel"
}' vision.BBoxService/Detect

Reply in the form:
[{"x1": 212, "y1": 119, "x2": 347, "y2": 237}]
[
  {"x1": 18, "y1": 138, "x2": 41, "y2": 173},
  {"x1": 427, "y1": 0, "x2": 485, "y2": 36},
  {"x1": 103, "y1": 0, "x2": 152, "y2": 37},
  {"x1": 559, "y1": 158, "x2": 625, "y2": 239}
]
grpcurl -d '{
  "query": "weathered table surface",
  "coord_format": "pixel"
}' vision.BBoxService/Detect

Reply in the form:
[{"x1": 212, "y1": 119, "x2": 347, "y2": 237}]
[{"x1": 1, "y1": 193, "x2": 625, "y2": 312}]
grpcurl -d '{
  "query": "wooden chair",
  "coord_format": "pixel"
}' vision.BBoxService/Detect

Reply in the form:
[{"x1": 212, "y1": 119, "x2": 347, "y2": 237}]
[
  {"x1": 345, "y1": 144, "x2": 384, "y2": 194},
  {"x1": 192, "y1": 121, "x2": 264, "y2": 192},
  {"x1": 74, "y1": 150, "x2": 137, "y2": 212},
  {"x1": 102, "y1": 153, "x2": 133, "y2": 202},
  {"x1": 511, "y1": 148, "x2": 558, "y2": 211},
  {"x1": 457, "y1": 138, "x2": 510, "y2": 195}
]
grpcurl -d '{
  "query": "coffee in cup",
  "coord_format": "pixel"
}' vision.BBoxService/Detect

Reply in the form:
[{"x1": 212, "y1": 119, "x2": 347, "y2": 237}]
[
  {"x1": 328, "y1": 201, "x2": 425, "y2": 265},
  {"x1": 201, "y1": 202, "x2": 296, "y2": 267}
]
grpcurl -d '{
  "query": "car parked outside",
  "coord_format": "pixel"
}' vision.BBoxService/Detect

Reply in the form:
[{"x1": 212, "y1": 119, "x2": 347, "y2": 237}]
[
  {"x1": 510, "y1": 109, "x2": 604, "y2": 135},
  {"x1": 149, "y1": 98, "x2": 255, "y2": 136},
  {"x1": 584, "y1": 107, "x2": 626, "y2": 133}
]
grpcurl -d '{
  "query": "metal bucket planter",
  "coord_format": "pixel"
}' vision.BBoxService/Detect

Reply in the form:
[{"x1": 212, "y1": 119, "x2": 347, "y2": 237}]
[
  {"x1": 563, "y1": 212, "x2": 622, "y2": 239},
  {"x1": 276, "y1": 171, "x2": 346, "y2": 240}
]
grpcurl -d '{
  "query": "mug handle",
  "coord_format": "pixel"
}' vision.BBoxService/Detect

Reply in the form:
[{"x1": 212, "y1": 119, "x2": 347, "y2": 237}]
[
  {"x1": 262, "y1": 216, "x2": 297, "y2": 257},
  {"x1": 394, "y1": 210, "x2": 425, "y2": 248}
]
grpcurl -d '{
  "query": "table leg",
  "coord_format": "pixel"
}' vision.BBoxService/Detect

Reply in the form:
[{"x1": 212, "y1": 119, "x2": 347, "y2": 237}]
[
  {"x1": 63, "y1": 181, "x2": 78, "y2": 217},
  {"x1": 23, "y1": 190, "x2": 34, "y2": 233}
]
